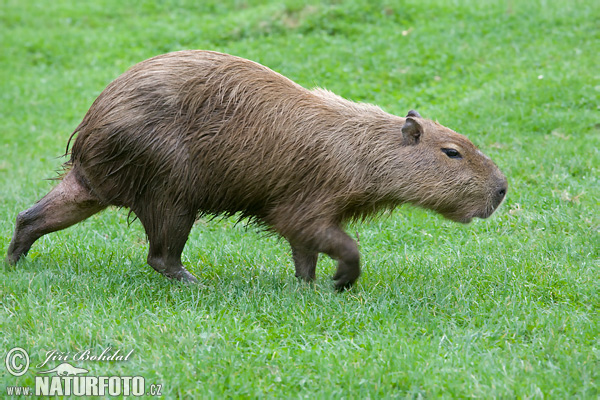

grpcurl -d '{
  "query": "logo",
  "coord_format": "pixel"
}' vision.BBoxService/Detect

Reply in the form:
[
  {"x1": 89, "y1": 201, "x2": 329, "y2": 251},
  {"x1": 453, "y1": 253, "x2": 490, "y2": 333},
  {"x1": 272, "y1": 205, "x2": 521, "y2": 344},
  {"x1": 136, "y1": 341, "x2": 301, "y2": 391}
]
[
  {"x1": 36, "y1": 347, "x2": 134, "y2": 368},
  {"x1": 5, "y1": 347, "x2": 29, "y2": 376},
  {"x1": 38, "y1": 362, "x2": 89, "y2": 376},
  {"x1": 4, "y1": 347, "x2": 163, "y2": 397}
]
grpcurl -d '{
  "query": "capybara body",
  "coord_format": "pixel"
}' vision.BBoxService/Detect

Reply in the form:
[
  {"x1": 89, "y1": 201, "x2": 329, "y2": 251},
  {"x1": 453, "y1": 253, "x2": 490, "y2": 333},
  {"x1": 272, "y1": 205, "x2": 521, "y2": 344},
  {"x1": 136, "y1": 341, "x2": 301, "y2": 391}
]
[{"x1": 7, "y1": 50, "x2": 507, "y2": 289}]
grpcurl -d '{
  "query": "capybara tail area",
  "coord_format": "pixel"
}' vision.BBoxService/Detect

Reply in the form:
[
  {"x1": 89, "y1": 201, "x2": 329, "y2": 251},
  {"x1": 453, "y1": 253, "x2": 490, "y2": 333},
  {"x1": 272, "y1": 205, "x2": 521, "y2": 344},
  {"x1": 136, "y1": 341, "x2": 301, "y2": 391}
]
[{"x1": 6, "y1": 168, "x2": 106, "y2": 265}]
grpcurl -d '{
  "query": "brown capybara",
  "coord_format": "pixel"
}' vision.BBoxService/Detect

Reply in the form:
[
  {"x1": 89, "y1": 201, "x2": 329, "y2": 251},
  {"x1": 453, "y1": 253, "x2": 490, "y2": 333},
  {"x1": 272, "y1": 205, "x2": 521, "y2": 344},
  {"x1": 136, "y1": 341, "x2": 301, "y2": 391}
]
[{"x1": 6, "y1": 50, "x2": 507, "y2": 290}]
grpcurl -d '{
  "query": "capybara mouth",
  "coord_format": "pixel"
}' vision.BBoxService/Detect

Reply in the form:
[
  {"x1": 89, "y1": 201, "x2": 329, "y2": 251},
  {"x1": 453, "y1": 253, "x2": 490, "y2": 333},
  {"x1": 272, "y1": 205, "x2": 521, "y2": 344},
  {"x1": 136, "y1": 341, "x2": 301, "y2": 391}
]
[
  {"x1": 444, "y1": 208, "x2": 493, "y2": 224},
  {"x1": 472, "y1": 205, "x2": 500, "y2": 221},
  {"x1": 441, "y1": 211, "x2": 473, "y2": 224}
]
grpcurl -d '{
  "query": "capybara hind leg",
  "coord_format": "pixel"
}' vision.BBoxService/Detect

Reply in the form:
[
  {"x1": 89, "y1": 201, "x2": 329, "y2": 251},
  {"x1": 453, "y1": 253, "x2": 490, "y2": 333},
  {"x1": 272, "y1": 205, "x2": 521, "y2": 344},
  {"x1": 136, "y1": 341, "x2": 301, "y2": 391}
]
[
  {"x1": 136, "y1": 207, "x2": 197, "y2": 283},
  {"x1": 6, "y1": 170, "x2": 106, "y2": 264},
  {"x1": 291, "y1": 245, "x2": 318, "y2": 282}
]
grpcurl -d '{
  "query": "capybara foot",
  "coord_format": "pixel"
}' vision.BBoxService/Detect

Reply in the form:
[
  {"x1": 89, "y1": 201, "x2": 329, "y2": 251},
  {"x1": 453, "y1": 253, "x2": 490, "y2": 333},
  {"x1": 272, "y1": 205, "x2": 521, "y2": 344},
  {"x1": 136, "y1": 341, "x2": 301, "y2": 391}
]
[
  {"x1": 292, "y1": 246, "x2": 318, "y2": 283},
  {"x1": 148, "y1": 258, "x2": 198, "y2": 284},
  {"x1": 168, "y1": 268, "x2": 198, "y2": 284},
  {"x1": 5, "y1": 252, "x2": 21, "y2": 266},
  {"x1": 6, "y1": 212, "x2": 35, "y2": 265},
  {"x1": 6, "y1": 241, "x2": 21, "y2": 265},
  {"x1": 332, "y1": 268, "x2": 360, "y2": 292}
]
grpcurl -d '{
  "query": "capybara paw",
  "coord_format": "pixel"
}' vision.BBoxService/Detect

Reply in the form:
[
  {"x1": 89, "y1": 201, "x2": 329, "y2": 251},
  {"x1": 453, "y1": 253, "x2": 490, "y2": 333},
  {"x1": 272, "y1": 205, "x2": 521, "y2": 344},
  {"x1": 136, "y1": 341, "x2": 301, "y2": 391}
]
[
  {"x1": 295, "y1": 272, "x2": 316, "y2": 283},
  {"x1": 171, "y1": 268, "x2": 198, "y2": 284},
  {"x1": 5, "y1": 254, "x2": 18, "y2": 266},
  {"x1": 5, "y1": 246, "x2": 24, "y2": 266},
  {"x1": 333, "y1": 274, "x2": 357, "y2": 292},
  {"x1": 332, "y1": 266, "x2": 359, "y2": 291}
]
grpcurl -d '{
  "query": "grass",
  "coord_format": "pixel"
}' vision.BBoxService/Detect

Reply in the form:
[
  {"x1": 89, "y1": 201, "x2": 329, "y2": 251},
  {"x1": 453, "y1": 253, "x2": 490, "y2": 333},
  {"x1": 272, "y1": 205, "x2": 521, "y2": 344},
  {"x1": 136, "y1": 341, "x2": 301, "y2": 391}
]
[{"x1": 1, "y1": 0, "x2": 598, "y2": 398}]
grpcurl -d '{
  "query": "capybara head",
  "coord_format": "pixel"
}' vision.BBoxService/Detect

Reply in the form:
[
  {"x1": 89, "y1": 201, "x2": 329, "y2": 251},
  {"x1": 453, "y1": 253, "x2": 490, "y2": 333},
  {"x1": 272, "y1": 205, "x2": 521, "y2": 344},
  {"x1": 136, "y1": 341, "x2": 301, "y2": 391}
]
[{"x1": 394, "y1": 110, "x2": 507, "y2": 223}]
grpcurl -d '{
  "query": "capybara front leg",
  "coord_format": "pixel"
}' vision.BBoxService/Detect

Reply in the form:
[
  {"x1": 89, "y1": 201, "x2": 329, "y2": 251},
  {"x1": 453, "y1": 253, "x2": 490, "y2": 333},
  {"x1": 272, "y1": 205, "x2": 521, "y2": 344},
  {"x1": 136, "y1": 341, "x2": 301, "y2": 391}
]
[
  {"x1": 6, "y1": 169, "x2": 105, "y2": 265},
  {"x1": 291, "y1": 245, "x2": 319, "y2": 282},
  {"x1": 320, "y1": 228, "x2": 361, "y2": 291},
  {"x1": 136, "y1": 206, "x2": 198, "y2": 283},
  {"x1": 289, "y1": 226, "x2": 360, "y2": 291}
]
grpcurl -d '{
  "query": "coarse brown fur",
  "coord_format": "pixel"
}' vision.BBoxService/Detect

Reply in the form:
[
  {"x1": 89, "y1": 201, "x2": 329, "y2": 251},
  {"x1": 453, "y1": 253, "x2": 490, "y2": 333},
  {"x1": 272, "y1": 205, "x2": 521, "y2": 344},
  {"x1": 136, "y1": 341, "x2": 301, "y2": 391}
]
[{"x1": 6, "y1": 50, "x2": 507, "y2": 290}]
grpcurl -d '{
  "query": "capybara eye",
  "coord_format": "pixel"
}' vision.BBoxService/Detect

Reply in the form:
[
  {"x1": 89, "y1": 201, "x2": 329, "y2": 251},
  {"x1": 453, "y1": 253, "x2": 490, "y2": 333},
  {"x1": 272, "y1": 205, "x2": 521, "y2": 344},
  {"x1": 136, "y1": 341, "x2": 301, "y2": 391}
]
[{"x1": 442, "y1": 148, "x2": 462, "y2": 159}]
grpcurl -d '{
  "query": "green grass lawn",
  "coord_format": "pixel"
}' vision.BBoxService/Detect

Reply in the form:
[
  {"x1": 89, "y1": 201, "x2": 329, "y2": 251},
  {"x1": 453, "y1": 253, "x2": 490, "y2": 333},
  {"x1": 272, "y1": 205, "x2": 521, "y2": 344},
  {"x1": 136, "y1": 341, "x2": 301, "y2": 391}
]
[{"x1": 1, "y1": 0, "x2": 598, "y2": 398}]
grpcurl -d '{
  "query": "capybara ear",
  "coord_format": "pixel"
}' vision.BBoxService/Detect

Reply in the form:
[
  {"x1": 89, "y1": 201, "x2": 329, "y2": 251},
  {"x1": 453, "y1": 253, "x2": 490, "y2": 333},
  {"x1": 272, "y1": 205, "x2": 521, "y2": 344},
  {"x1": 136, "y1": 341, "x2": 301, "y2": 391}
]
[
  {"x1": 406, "y1": 109, "x2": 421, "y2": 118},
  {"x1": 402, "y1": 117, "x2": 423, "y2": 144}
]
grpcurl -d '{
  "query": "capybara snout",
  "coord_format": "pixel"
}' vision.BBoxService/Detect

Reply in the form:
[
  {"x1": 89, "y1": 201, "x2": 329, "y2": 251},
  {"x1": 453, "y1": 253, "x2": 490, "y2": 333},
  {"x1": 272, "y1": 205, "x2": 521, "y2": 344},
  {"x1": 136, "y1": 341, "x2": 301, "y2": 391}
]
[{"x1": 7, "y1": 50, "x2": 506, "y2": 289}]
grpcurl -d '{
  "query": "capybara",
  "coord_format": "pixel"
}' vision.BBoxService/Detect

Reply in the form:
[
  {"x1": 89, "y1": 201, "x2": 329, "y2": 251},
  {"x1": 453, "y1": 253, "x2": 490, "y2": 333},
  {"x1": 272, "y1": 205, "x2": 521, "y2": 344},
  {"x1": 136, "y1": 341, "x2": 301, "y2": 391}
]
[{"x1": 6, "y1": 50, "x2": 507, "y2": 290}]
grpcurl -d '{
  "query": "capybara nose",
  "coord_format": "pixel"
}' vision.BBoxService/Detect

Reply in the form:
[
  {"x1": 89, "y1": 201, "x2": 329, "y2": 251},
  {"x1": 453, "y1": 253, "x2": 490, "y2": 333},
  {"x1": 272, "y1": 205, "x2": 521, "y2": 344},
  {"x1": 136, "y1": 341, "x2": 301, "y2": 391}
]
[{"x1": 494, "y1": 177, "x2": 508, "y2": 207}]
